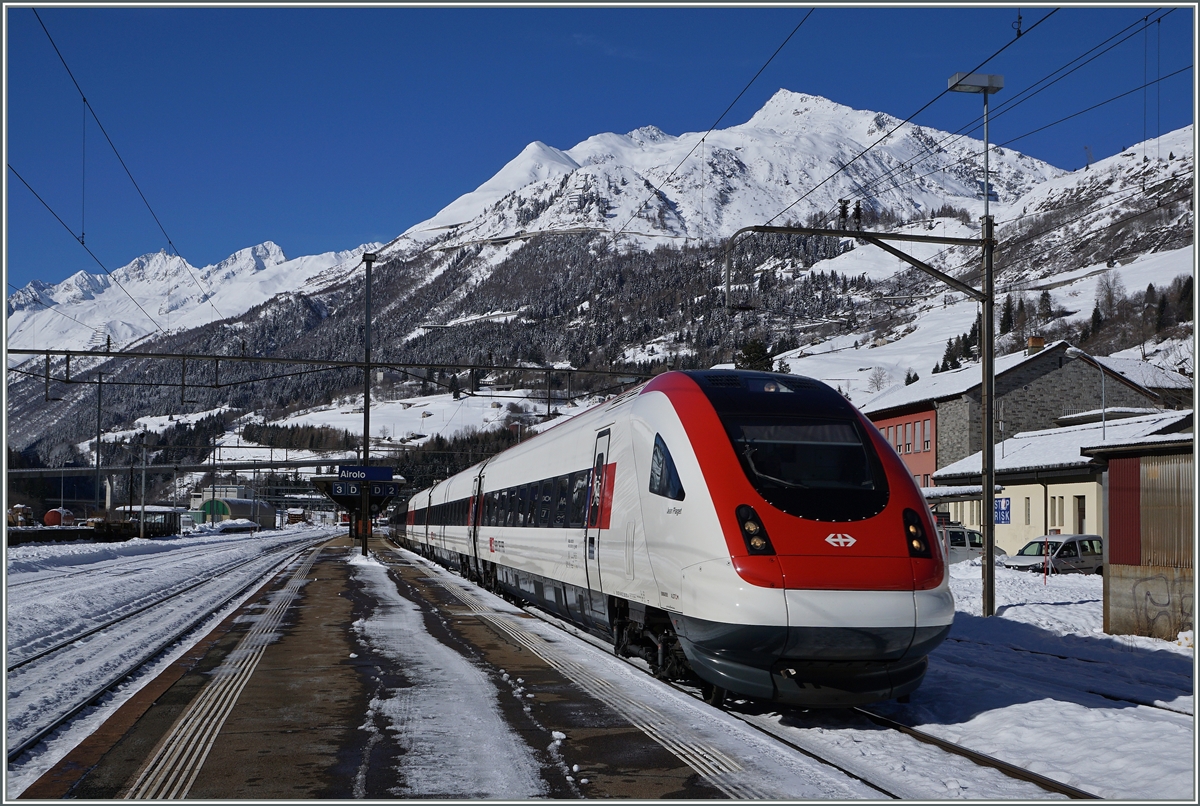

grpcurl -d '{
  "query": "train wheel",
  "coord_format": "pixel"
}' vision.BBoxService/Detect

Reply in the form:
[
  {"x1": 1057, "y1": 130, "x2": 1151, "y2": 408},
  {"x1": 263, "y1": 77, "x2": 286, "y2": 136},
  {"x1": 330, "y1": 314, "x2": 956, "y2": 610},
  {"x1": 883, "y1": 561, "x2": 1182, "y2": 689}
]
[{"x1": 701, "y1": 683, "x2": 727, "y2": 708}]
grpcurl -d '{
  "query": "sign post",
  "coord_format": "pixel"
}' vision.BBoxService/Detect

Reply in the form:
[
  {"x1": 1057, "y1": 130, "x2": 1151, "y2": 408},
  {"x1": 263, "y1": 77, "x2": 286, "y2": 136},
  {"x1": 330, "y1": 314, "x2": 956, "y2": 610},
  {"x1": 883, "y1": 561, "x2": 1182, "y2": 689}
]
[{"x1": 311, "y1": 467, "x2": 402, "y2": 557}]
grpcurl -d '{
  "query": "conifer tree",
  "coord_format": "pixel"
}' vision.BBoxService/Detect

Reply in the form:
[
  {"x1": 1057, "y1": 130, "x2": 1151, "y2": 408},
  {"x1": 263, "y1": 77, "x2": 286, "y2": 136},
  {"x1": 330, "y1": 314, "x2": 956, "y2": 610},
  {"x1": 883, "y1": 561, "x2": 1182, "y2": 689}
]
[
  {"x1": 734, "y1": 339, "x2": 773, "y2": 371},
  {"x1": 999, "y1": 294, "x2": 1015, "y2": 335}
]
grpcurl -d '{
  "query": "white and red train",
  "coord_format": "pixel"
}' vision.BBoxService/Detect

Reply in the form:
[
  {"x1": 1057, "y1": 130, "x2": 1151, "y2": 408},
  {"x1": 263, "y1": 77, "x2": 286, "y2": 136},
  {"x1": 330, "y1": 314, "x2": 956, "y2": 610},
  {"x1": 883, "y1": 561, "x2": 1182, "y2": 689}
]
[{"x1": 398, "y1": 369, "x2": 953, "y2": 707}]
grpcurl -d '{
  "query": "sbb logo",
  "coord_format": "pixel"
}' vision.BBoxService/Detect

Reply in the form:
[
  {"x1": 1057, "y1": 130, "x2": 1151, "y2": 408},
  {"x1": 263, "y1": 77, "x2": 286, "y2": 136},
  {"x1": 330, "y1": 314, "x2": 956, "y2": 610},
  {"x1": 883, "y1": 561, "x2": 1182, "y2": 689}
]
[{"x1": 825, "y1": 533, "x2": 856, "y2": 547}]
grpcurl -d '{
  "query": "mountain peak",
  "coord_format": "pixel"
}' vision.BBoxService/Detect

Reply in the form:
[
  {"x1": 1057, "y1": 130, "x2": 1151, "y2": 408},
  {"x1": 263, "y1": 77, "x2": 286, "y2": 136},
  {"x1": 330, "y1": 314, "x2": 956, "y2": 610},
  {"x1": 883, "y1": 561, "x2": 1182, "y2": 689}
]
[{"x1": 627, "y1": 125, "x2": 674, "y2": 146}]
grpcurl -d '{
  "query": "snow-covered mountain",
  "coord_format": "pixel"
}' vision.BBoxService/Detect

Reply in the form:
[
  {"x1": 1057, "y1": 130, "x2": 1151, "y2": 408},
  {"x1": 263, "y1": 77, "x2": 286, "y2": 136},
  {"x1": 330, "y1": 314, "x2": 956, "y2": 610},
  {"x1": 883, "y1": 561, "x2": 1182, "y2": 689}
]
[
  {"x1": 393, "y1": 89, "x2": 1064, "y2": 255},
  {"x1": 7, "y1": 241, "x2": 379, "y2": 357},
  {"x1": 5, "y1": 90, "x2": 1192, "y2": 459},
  {"x1": 8, "y1": 89, "x2": 1065, "y2": 362}
]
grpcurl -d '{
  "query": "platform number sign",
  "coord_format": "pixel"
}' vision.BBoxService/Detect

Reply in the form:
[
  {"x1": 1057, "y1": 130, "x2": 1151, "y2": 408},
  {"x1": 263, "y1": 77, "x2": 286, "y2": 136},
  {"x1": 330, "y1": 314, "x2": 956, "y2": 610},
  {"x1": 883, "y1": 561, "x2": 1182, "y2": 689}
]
[{"x1": 994, "y1": 497, "x2": 1011, "y2": 525}]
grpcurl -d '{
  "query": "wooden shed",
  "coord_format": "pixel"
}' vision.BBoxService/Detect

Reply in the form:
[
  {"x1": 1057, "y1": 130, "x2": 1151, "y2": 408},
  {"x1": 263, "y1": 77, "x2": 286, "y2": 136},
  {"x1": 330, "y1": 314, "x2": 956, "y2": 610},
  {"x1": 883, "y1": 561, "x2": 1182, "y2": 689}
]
[{"x1": 1082, "y1": 434, "x2": 1194, "y2": 640}]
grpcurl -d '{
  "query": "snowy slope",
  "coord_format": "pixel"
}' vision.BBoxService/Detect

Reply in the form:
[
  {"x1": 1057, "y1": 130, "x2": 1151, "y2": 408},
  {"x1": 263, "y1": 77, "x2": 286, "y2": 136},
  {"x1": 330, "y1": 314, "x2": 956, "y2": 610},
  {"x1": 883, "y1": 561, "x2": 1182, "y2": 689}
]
[{"x1": 776, "y1": 243, "x2": 1193, "y2": 403}]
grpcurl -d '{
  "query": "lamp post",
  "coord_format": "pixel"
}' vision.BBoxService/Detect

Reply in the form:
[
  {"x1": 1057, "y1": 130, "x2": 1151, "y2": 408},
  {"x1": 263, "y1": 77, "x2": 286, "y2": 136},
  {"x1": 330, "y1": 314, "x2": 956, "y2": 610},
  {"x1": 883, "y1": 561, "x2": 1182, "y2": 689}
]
[
  {"x1": 950, "y1": 72, "x2": 1003, "y2": 617},
  {"x1": 360, "y1": 252, "x2": 378, "y2": 556},
  {"x1": 1066, "y1": 347, "x2": 1106, "y2": 439}
]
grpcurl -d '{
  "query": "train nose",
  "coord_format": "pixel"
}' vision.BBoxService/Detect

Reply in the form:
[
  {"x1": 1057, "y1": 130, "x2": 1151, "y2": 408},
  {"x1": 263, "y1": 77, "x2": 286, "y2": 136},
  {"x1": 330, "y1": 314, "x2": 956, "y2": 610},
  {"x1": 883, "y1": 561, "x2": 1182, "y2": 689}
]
[{"x1": 781, "y1": 589, "x2": 920, "y2": 662}]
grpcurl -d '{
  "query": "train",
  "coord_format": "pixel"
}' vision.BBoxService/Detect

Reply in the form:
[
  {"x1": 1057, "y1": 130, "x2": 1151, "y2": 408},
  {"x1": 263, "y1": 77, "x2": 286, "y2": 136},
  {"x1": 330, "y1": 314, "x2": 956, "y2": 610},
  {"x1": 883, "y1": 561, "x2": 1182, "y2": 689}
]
[{"x1": 396, "y1": 369, "x2": 954, "y2": 707}]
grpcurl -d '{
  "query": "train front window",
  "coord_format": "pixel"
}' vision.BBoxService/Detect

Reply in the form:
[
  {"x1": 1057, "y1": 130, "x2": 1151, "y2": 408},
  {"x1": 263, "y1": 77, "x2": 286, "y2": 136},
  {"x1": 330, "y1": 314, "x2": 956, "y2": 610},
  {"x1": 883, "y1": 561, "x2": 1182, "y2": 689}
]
[
  {"x1": 721, "y1": 415, "x2": 888, "y2": 521},
  {"x1": 726, "y1": 418, "x2": 874, "y2": 490}
]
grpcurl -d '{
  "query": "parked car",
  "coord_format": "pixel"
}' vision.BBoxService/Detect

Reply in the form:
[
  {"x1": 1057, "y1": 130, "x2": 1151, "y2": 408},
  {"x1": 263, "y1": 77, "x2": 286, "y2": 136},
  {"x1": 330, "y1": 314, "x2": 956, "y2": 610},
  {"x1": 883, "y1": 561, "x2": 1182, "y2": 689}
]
[
  {"x1": 1002, "y1": 534, "x2": 1104, "y2": 575},
  {"x1": 940, "y1": 523, "x2": 1008, "y2": 564}
]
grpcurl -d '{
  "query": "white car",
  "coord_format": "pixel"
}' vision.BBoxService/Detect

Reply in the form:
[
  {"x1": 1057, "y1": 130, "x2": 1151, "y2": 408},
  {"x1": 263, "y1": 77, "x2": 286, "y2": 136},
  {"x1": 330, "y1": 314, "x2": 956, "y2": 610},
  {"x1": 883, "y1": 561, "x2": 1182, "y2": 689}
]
[
  {"x1": 941, "y1": 524, "x2": 1007, "y2": 564},
  {"x1": 1002, "y1": 534, "x2": 1104, "y2": 575}
]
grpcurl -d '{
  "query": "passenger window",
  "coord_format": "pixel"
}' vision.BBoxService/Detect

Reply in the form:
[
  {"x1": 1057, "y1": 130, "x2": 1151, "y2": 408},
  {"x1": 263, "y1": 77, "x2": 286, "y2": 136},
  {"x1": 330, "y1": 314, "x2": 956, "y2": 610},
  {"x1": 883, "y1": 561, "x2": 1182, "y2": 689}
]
[
  {"x1": 568, "y1": 471, "x2": 589, "y2": 528},
  {"x1": 648, "y1": 435, "x2": 686, "y2": 501},
  {"x1": 538, "y1": 479, "x2": 554, "y2": 526},
  {"x1": 553, "y1": 477, "x2": 570, "y2": 527},
  {"x1": 950, "y1": 532, "x2": 966, "y2": 547},
  {"x1": 516, "y1": 484, "x2": 530, "y2": 527},
  {"x1": 968, "y1": 531, "x2": 983, "y2": 549},
  {"x1": 1059, "y1": 543, "x2": 1078, "y2": 558}
]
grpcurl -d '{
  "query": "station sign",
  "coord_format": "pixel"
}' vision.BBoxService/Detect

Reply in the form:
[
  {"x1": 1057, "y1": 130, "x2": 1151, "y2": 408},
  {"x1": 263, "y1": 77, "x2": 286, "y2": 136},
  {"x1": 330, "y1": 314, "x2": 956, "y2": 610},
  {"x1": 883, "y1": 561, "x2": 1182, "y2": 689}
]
[
  {"x1": 314, "y1": 475, "x2": 403, "y2": 514},
  {"x1": 338, "y1": 465, "x2": 393, "y2": 481},
  {"x1": 330, "y1": 481, "x2": 402, "y2": 499}
]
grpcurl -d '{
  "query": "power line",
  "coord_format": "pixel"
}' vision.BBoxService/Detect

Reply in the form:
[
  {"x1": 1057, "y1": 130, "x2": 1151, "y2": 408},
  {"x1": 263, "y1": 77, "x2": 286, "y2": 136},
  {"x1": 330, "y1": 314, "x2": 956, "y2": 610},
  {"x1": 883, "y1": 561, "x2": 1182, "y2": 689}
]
[
  {"x1": 6, "y1": 282, "x2": 109, "y2": 343},
  {"x1": 30, "y1": 8, "x2": 226, "y2": 324},
  {"x1": 612, "y1": 9, "x2": 816, "y2": 242},
  {"x1": 764, "y1": 8, "x2": 1059, "y2": 227},
  {"x1": 849, "y1": 9, "x2": 1173, "y2": 206},
  {"x1": 7, "y1": 163, "x2": 166, "y2": 334},
  {"x1": 850, "y1": 63, "x2": 1192, "y2": 213}
]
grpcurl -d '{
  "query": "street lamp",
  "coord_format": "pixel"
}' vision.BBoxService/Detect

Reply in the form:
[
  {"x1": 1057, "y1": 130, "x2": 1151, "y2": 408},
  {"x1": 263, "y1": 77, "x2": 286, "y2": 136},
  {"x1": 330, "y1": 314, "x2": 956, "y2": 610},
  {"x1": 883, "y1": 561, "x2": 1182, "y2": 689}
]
[
  {"x1": 950, "y1": 71, "x2": 1003, "y2": 617},
  {"x1": 360, "y1": 251, "x2": 378, "y2": 556},
  {"x1": 1066, "y1": 347, "x2": 1106, "y2": 439}
]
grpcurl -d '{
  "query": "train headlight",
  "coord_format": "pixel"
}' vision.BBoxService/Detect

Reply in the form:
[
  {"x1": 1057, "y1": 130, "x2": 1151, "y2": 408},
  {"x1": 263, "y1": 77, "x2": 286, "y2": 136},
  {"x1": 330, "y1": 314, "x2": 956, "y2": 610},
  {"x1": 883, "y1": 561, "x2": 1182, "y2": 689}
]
[
  {"x1": 903, "y1": 508, "x2": 932, "y2": 559},
  {"x1": 736, "y1": 505, "x2": 775, "y2": 555}
]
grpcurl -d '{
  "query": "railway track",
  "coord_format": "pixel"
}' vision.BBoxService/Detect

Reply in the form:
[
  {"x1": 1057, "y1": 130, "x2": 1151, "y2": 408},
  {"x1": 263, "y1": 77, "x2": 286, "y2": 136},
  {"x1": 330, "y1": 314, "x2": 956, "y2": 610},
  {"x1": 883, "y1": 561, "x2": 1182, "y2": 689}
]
[
  {"x1": 6, "y1": 535, "x2": 329, "y2": 763},
  {"x1": 6, "y1": 532, "x2": 280, "y2": 591},
  {"x1": 389, "y1": 546, "x2": 1098, "y2": 800},
  {"x1": 8, "y1": 540, "x2": 309, "y2": 670}
]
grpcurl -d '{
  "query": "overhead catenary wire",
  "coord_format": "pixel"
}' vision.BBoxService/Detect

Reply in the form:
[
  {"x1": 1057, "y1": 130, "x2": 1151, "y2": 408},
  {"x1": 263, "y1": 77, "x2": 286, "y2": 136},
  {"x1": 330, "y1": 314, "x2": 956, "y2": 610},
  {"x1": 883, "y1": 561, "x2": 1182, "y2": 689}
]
[
  {"x1": 611, "y1": 9, "x2": 816, "y2": 243},
  {"x1": 844, "y1": 64, "x2": 1192, "y2": 220},
  {"x1": 6, "y1": 281, "x2": 110, "y2": 343},
  {"x1": 8, "y1": 163, "x2": 166, "y2": 335},
  {"x1": 30, "y1": 8, "x2": 226, "y2": 324},
  {"x1": 764, "y1": 8, "x2": 1060, "y2": 228},
  {"x1": 846, "y1": 9, "x2": 1175, "y2": 208},
  {"x1": 844, "y1": 9, "x2": 1171, "y2": 205}
]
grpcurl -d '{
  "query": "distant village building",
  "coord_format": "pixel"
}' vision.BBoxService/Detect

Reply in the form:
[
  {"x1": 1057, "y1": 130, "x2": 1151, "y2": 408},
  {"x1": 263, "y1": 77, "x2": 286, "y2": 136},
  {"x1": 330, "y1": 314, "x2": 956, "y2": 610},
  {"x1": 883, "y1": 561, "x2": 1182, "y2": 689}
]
[
  {"x1": 861, "y1": 339, "x2": 1175, "y2": 483},
  {"x1": 932, "y1": 410, "x2": 1192, "y2": 556}
]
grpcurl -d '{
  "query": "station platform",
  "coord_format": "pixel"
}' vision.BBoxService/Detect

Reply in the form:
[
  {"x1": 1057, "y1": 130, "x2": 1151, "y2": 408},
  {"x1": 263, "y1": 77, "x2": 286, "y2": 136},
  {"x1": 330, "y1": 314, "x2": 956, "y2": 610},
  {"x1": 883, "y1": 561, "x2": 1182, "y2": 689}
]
[{"x1": 22, "y1": 533, "x2": 723, "y2": 799}]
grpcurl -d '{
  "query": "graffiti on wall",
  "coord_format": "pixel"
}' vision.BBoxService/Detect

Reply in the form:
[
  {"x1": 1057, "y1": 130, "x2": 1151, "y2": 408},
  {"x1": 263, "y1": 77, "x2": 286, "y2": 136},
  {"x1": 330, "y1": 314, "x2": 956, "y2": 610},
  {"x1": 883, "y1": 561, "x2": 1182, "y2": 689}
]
[{"x1": 1130, "y1": 574, "x2": 1195, "y2": 639}]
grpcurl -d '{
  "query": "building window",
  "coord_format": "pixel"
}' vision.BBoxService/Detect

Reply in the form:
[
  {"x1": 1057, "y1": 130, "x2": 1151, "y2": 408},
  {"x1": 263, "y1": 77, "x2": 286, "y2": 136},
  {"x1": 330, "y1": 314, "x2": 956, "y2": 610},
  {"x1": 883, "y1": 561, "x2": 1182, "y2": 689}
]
[
  {"x1": 1075, "y1": 495, "x2": 1086, "y2": 533},
  {"x1": 1024, "y1": 497, "x2": 1031, "y2": 526},
  {"x1": 905, "y1": 422, "x2": 912, "y2": 453},
  {"x1": 923, "y1": 474, "x2": 930, "y2": 486},
  {"x1": 887, "y1": 426, "x2": 893, "y2": 446},
  {"x1": 923, "y1": 419, "x2": 931, "y2": 452}
]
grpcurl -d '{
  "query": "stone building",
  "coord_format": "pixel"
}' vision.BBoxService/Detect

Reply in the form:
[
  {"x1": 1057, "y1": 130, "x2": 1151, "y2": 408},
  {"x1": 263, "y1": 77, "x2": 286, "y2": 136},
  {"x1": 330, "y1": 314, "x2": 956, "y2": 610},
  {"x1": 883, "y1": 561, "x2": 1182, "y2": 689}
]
[{"x1": 862, "y1": 339, "x2": 1167, "y2": 479}]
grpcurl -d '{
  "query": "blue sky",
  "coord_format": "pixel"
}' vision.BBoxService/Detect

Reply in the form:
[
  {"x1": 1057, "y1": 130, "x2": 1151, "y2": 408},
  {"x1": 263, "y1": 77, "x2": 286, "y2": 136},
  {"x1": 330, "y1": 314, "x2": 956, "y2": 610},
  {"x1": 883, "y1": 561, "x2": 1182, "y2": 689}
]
[{"x1": 5, "y1": 5, "x2": 1194, "y2": 293}]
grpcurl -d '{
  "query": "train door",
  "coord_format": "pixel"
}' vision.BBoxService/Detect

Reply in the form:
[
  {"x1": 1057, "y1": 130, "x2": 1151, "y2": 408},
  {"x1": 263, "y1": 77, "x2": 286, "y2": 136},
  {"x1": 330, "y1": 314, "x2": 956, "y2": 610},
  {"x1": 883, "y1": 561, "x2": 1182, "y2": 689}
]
[
  {"x1": 584, "y1": 430, "x2": 611, "y2": 615},
  {"x1": 469, "y1": 473, "x2": 483, "y2": 578}
]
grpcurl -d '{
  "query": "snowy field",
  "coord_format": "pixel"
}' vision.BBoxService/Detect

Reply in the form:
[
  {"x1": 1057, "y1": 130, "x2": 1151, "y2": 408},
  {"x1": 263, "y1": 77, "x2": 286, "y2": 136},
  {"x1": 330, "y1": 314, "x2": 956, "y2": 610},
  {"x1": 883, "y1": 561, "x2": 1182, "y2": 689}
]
[{"x1": 5, "y1": 532, "x2": 1193, "y2": 799}]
